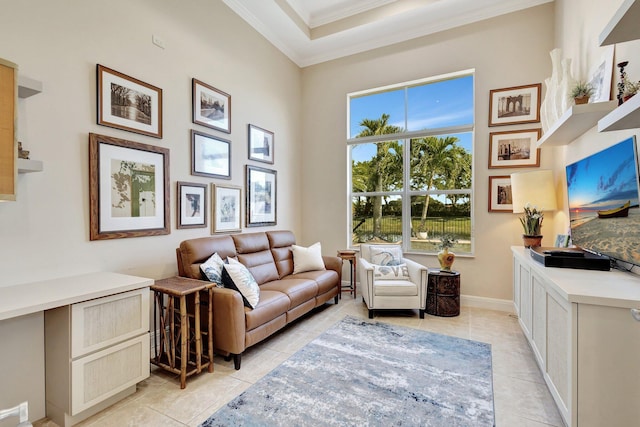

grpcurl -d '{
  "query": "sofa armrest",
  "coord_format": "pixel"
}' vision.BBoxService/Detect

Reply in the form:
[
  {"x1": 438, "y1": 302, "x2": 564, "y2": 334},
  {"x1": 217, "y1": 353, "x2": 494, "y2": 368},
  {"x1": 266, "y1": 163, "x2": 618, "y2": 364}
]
[
  {"x1": 357, "y1": 258, "x2": 375, "y2": 305},
  {"x1": 211, "y1": 287, "x2": 246, "y2": 355},
  {"x1": 403, "y1": 258, "x2": 429, "y2": 309},
  {"x1": 323, "y1": 255, "x2": 342, "y2": 278}
]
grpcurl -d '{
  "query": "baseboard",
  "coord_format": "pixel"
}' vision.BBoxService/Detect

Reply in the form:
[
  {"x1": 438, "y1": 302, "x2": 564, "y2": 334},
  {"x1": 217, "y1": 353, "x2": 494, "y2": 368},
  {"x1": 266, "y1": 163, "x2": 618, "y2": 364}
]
[{"x1": 460, "y1": 294, "x2": 514, "y2": 313}]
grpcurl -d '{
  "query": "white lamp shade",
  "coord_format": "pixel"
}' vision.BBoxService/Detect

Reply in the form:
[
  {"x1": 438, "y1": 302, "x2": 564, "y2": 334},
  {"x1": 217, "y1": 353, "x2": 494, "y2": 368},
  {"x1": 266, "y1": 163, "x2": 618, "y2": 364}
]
[{"x1": 510, "y1": 170, "x2": 557, "y2": 213}]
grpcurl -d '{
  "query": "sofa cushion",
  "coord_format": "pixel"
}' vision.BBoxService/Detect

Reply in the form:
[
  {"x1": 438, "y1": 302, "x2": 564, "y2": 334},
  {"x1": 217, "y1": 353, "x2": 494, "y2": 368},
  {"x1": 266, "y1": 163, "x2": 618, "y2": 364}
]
[
  {"x1": 268, "y1": 230, "x2": 296, "y2": 277},
  {"x1": 374, "y1": 280, "x2": 418, "y2": 296},
  {"x1": 244, "y1": 290, "x2": 290, "y2": 331},
  {"x1": 286, "y1": 270, "x2": 339, "y2": 295},
  {"x1": 233, "y1": 232, "x2": 280, "y2": 284},
  {"x1": 260, "y1": 279, "x2": 319, "y2": 308},
  {"x1": 200, "y1": 252, "x2": 225, "y2": 286},
  {"x1": 222, "y1": 258, "x2": 260, "y2": 309},
  {"x1": 373, "y1": 264, "x2": 410, "y2": 281},
  {"x1": 369, "y1": 245, "x2": 403, "y2": 266},
  {"x1": 292, "y1": 242, "x2": 325, "y2": 274}
]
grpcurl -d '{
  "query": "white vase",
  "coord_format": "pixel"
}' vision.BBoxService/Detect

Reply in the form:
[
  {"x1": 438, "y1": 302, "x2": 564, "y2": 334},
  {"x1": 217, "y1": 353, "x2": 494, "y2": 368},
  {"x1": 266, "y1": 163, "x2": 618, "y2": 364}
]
[
  {"x1": 558, "y1": 57, "x2": 576, "y2": 117},
  {"x1": 541, "y1": 77, "x2": 552, "y2": 133},
  {"x1": 546, "y1": 48, "x2": 563, "y2": 125}
]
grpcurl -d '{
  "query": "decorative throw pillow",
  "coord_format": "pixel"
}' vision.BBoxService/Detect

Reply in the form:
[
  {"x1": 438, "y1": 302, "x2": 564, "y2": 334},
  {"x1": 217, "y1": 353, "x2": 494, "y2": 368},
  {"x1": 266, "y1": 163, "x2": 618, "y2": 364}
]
[
  {"x1": 292, "y1": 242, "x2": 326, "y2": 274},
  {"x1": 200, "y1": 252, "x2": 225, "y2": 286},
  {"x1": 373, "y1": 264, "x2": 410, "y2": 281},
  {"x1": 222, "y1": 258, "x2": 260, "y2": 309},
  {"x1": 370, "y1": 245, "x2": 403, "y2": 266}
]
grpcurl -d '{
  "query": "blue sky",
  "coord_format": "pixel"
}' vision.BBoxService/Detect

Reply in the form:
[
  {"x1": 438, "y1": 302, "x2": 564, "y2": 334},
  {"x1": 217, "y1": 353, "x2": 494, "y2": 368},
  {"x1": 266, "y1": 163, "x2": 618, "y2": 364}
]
[{"x1": 349, "y1": 75, "x2": 473, "y2": 162}]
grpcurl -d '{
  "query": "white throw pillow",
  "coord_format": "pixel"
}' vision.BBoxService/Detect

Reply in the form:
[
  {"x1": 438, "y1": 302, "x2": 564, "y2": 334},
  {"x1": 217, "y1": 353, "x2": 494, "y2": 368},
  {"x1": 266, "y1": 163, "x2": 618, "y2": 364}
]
[
  {"x1": 222, "y1": 258, "x2": 260, "y2": 309},
  {"x1": 373, "y1": 264, "x2": 410, "y2": 281},
  {"x1": 292, "y1": 242, "x2": 326, "y2": 274},
  {"x1": 369, "y1": 245, "x2": 403, "y2": 266},
  {"x1": 200, "y1": 252, "x2": 225, "y2": 286}
]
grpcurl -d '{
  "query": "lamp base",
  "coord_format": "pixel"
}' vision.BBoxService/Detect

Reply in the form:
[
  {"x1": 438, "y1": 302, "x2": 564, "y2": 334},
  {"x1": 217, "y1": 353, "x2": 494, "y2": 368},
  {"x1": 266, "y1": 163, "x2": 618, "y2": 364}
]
[{"x1": 522, "y1": 235, "x2": 543, "y2": 248}]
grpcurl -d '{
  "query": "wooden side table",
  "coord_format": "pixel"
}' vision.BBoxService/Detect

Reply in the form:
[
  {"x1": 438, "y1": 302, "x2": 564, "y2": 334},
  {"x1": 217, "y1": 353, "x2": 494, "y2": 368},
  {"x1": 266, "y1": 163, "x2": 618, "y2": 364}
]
[
  {"x1": 337, "y1": 250, "x2": 357, "y2": 298},
  {"x1": 151, "y1": 276, "x2": 214, "y2": 388},
  {"x1": 426, "y1": 270, "x2": 460, "y2": 317}
]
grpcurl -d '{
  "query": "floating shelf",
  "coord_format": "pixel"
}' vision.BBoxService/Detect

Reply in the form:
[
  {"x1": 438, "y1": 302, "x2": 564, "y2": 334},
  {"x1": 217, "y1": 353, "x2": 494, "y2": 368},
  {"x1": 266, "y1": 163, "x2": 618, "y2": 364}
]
[
  {"x1": 18, "y1": 75, "x2": 42, "y2": 98},
  {"x1": 599, "y1": 0, "x2": 640, "y2": 46},
  {"x1": 537, "y1": 101, "x2": 617, "y2": 147},
  {"x1": 598, "y1": 94, "x2": 640, "y2": 131},
  {"x1": 18, "y1": 158, "x2": 43, "y2": 173}
]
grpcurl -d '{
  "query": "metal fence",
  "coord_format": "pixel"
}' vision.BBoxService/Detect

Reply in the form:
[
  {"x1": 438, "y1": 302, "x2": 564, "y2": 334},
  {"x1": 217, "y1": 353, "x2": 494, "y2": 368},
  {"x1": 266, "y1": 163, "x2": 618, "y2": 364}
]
[{"x1": 352, "y1": 216, "x2": 470, "y2": 243}]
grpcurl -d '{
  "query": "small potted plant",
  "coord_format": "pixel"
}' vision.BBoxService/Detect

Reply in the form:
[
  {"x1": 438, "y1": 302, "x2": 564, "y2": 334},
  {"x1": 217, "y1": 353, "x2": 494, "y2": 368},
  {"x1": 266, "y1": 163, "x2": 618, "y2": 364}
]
[
  {"x1": 437, "y1": 234, "x2": 458, "y2": 271},
  {"x1": 570, "y1": 81, "x2": 594, "y2": 105},
  {"x1": 623, "y1": 80, "x2": 640, "y2": 102},
  {"x1": 519, "y1": 203, "x2": 544, "y2": 248}
]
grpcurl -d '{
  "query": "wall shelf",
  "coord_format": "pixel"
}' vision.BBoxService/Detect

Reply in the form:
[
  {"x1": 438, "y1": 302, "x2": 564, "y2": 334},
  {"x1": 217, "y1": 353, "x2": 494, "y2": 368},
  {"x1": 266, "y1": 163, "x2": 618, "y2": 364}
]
[
  {"x1": 598, "y1": 94, "x2": 640, "y2": 131},
  {"x1": 599, "y1": 0, "x2": 640, "y2": 46},
  {"x1": 18, "y1": 75, "x2": 42, "y2": 98},
  {"x1": 537, "y1": 101, "x2": 617, "y2": 147},
  {"x1": 18, "y1": 158, "x2": 43, "y2": 173}
]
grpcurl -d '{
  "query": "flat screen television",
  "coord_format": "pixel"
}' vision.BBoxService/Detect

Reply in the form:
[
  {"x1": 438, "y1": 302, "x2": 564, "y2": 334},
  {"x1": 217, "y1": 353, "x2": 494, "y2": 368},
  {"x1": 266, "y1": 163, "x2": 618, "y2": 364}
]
[{"x1": 565, "y1": 136, "x2": 640, "y2": 267}]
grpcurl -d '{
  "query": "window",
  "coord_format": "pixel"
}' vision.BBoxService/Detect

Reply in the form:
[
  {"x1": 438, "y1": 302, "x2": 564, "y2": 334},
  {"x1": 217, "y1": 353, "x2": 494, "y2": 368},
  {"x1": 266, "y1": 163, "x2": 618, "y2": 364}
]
[{"x1": 348, "y1": 71, "x2": 474, "y2": 254}]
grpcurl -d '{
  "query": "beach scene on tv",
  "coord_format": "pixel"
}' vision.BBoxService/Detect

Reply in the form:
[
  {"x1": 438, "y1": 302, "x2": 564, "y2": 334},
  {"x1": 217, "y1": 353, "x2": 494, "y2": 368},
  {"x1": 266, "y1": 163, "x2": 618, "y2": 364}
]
[{"x1": 566, "y1": 137, "x2": 640, "y2": 265}]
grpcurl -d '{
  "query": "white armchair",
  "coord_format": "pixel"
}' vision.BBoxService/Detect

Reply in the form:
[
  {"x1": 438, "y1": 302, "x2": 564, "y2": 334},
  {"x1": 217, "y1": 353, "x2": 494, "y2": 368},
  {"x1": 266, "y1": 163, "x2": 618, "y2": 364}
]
[{"x1": 358, "y1": 244, "x2": 429, "y2": 319}]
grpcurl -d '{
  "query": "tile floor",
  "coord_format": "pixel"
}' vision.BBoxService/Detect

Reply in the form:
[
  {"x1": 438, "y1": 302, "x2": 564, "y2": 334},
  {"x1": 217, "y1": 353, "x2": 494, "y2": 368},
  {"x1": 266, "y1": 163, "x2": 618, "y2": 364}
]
[{"x1": 36, "y1": 295, "x2": 564, "y2": 427}]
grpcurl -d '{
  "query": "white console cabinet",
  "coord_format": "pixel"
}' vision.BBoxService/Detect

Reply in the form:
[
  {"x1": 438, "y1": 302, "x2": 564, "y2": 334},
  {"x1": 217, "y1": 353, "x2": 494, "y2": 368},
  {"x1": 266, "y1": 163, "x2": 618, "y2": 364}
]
[{"x1": 512, "y1": 247, "x2": 640, "y2": 427}]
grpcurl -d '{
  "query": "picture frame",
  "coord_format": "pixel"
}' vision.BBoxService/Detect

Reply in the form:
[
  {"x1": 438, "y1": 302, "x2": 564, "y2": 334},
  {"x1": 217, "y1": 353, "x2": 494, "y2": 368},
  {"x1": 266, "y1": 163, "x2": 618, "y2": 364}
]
[
  {"x1": 488, "y1": 129, "x2": 541, "y2": 169},
  {"x1": 212, "y1": 184, "x2": 242, "y2": 233},
  {"x1": 191, "y1": 130, "x2": 231, "y2": 179},
  {"x1": 177, "y1": 181, "x2": 207, "y2": 229},
  {"x1": 488, "y1": 176, "x2": 513, "y2": 212},
  {"x1": 588, "y1": 45, "x2": 614, "y2": 103},
  {"x1": 248, "y1": 124, "x2": 274, "y2": 164},
  {"x1": 246, "y1": 165, "x2": 277, "y2": 227},
  {"x1": 489, "y1": 83, "x2": 541, "y2": 126},
  {"x1": 555, "y1": 234, "x2": 571, "y2": 248},
  {"x1": 192, "y1": 78, "x2": 231, "y2": 133},
  {"x1": 89, "y1": 133, "x2": 169, "y2": 240},
  {"x1": 97, "y1": 64, "x2": 163, "y2": 138}
]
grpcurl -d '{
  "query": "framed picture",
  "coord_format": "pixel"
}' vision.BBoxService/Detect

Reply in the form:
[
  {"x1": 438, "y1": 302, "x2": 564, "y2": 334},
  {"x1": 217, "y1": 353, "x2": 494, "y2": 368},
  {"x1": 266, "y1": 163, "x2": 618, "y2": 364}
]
[
  {"x1": 555, "y1": 234, "x2": 570, "y2": 248},
  {"x1": 192, "y1": 78, "x2": 231, "y2": 133},
  {"x1": 588, "y1": 45, "x2": 614, "y2": 103},
  {"x1": 191, "y1": 130, "x2": 231, "y2": 179},
  {"x1": 489, "y1": 83, "x2": 541, "y2": 126},
  {"x1": 89, "y1": 133, "x2": 169, "y2": 240},
  {"x1": 177, "y1": 181, "x2": 207, "y2": 229},
  {"x1": 212, "y1": 184, "x2": 242, "y2": 233},
  {"x1": 248, "y1": 124, "x2": 274, "y2": 164},
  {"x1": 488, "y1": 129, "x2": 541, "y2": 169},
  {"x1": 488, "y1": 176, "x2": 513, "y2": 212},
  {"x1": 97, "y1": 64, "x2": 163, "y2": 138},
  {"x1": 246, "y1": 165, "x2": 277, "y2": 227}
]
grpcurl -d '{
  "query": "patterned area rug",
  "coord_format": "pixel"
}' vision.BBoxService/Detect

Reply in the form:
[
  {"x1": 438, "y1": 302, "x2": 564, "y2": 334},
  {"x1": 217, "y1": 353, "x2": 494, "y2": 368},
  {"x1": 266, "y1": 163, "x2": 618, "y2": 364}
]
[{"x1": 201, "y1": 316, "x2": 494, "y2": 426}]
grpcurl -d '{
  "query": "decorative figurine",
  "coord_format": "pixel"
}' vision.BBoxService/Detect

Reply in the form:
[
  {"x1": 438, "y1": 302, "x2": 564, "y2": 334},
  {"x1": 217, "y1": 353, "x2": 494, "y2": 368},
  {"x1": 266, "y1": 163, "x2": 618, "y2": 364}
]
[{"x1": 617, "y1": 61, "x2": 629, "y2": 106}]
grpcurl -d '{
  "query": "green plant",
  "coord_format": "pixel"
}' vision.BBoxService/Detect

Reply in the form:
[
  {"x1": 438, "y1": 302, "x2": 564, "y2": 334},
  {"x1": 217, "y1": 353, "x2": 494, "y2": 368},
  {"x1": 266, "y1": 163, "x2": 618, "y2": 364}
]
[
  {"x1": 438, "y1": 234, "x2": 458, "y2": 250},
  {"x1": 570, "y1": 81, "x2": 594, "y2": 99},
  {"x1": 624, "y1": 80, "x2": 640, "y2": 97},
  {"x1": 519, "y1": 203, "x2": 544, "y2": 236}
]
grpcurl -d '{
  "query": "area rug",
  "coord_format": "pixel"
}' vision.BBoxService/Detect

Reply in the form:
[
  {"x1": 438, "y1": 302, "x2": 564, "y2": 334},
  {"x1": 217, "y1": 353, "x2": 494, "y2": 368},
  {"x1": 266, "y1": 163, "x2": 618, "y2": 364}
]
[{"x1": 200, "y1": 316, "x2": 494, "y2": 426}]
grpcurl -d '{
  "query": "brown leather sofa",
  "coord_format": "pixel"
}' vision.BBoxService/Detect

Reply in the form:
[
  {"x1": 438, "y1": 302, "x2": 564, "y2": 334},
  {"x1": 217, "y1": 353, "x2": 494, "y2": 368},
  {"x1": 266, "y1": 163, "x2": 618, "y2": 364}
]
[{"x1": 176, "y1": 230, "x2": 341, "y2": 370}]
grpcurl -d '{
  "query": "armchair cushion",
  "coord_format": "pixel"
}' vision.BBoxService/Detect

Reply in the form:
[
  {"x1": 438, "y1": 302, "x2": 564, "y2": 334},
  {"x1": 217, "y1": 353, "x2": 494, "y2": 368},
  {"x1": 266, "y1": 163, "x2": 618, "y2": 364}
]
[
  {"x1": 374, "y1": 280, "x2": 418, "y2": 296},
  {"x1": 292, "y1": 242, "x2": 326, "y2": 274},
  {"x1": 369, "y1": 245, "x2": 403, "y2": 266},
  {"x1": 373, "y1": 264, "x2": 410, "y2": 281},
  {"x1": 222, "y1": 258, "x2": 260, "y2": 309}
]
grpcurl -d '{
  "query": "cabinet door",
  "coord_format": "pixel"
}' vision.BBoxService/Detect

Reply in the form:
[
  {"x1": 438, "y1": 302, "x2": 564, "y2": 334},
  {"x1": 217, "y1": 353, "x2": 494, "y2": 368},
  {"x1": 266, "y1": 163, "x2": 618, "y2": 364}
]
[
  {"x1": 513, "y1": 257, "x2": 521, "y2": 315},
  {"x1": 577, "y1": 304, "x2": 640, "y2": 426},
  {"x1": 530, "y1": 270, "x2": 547, "y2": 368},
  {"x1": 545, "y1": 287, "x2": 571, "y2": 424},
  {"x1": 519, "y1": 263, "x2": 532, "y2": 338},
  {"x1": 71, "y1": 288, "x2": 149, "y2": 358}
]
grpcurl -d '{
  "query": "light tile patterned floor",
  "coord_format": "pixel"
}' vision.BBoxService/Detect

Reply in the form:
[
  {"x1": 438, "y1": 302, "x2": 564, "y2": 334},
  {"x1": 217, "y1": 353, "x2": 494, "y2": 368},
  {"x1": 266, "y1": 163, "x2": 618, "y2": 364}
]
[{"x1": 36, "y1": 296, "x2": 564, "y2": 427}]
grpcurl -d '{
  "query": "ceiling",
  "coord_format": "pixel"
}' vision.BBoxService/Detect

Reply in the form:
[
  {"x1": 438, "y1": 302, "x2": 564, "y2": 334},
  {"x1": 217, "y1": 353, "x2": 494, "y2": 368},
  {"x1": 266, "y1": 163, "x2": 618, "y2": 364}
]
[{"x1": 222, "y1": 0, "x2": 554, "y2": 67}]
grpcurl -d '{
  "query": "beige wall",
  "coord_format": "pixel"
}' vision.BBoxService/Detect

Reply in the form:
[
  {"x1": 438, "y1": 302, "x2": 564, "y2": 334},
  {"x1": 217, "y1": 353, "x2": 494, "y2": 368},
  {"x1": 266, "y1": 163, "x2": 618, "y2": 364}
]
[
  {"x1": 0, "y1": 0, "x2": 301, "y2": 422},
  {"x1": 301, "y1": 3, "x2": 555, "y2": 303}
]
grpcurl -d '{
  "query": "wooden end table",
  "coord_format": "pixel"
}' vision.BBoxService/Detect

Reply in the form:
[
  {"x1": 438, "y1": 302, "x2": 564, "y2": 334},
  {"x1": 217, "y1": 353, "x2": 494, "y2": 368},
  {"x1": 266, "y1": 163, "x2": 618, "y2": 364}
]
[
  {"x1": 337, "y1": 250, "x2": 357, "y2": 298},
  {"x1": 426, "y1": 270, "x2": 460, "y2": 317},
  {"x1": 151, "y1": 276, "x2": 215, "y2": 388}
]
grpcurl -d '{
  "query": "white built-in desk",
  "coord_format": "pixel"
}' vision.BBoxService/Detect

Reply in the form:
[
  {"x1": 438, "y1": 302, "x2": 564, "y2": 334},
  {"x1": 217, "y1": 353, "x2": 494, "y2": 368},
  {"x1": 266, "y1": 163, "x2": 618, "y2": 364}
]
[
  {"x1": 0, "y1": 272, "x2": 153, "y2": 427},
  {"x1": 512, "y1": 247, "x2": 640, "y2": 427}
]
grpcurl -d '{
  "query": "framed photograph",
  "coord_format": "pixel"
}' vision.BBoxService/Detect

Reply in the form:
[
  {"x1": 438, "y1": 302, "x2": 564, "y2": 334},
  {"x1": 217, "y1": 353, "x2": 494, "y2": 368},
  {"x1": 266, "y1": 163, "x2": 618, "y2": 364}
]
[
  {"x1": 588, "y1": 45, "x2": 614, "y2": 103},
  {"x1": 489, "y1": 83, "x2": 541, "y2": 126},
  {"x1": 488, "y1": 129, "x2": 541, "y2": 169},
  {"x1": 192, "y1": 78, "x2": 231, "y2": 133},
  {"x1": 89, "y1": 133, "x2": 169, "y2": 240},
  {"x1": 177, "y1": 181, "x2": 207, "y2": 229},
  {"x1": 191, "y1": 130, "x2": 231, "y2": 179},
  {"x1": 488, "y1": 176, "x2": 513, "y2": 212},
  {"x1": 248, "y1": 124, "x2": 274, "y2": 164},
  {"x1": 555, "y1": 234, "x2": 570, "y2": 248},
  {"x1": 212, "y1": 184, "x2": 242, "y2": 233},
  {"x1": 97, "y1": 64, "x2": 163, "y2": 138},
  {"x1": 246, "y1": 165, "x2": 277, "y2": 227}
]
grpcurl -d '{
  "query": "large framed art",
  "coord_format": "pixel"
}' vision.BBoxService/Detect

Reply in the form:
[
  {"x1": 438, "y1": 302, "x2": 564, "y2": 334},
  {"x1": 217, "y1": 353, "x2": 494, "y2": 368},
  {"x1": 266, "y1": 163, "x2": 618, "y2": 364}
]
[
  {"x1": 191, "y1": 130, "x2": 231, "y2": 179},
  {"x1": 489, "y1": 83, "x2": 541, "y2": 127},
  {"x1": 89, "y1": 133, "x2": 170, "y2": 240},
  {"x1": 248, "y1": 124, "x2": 274, "y2": 164},
  {"x1": 212, "y1": 184, "x2": 242, "y2": 233},
  {"x1": 246, "y1": 165, "x2": 277, "y2": 227},
  {"x1": 192, "y1": 78, "x2": 231, "y2": 133},
  {"x1": 97, "y1": 64, "x2": 163, "y2": 138}
]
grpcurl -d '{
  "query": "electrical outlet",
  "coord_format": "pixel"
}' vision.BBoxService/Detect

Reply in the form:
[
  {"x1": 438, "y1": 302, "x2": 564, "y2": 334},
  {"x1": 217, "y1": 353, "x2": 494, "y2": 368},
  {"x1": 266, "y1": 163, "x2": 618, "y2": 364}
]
[{"x1": 152, "y1": 35, "x2": 165, "y2": 49}]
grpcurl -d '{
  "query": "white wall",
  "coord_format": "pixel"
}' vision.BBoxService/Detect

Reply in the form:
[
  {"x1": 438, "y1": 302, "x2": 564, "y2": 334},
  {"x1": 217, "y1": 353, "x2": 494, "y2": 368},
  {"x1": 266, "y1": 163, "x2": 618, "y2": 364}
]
[
  {"x1": 0, "y1": 0, "x2": 301, "y2": 422},
  {"x1": 301, "y1": 4, "x2": 555, "y2": 303}
]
